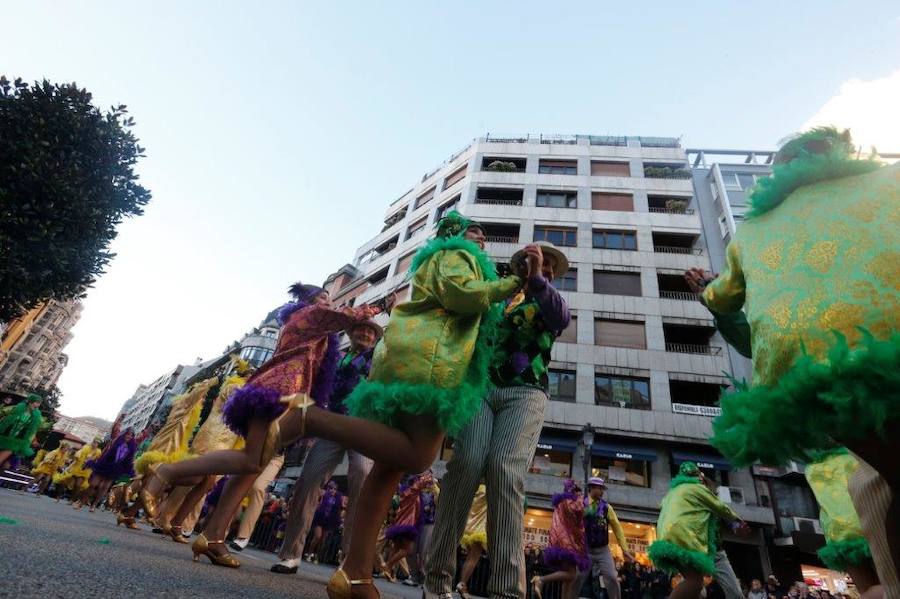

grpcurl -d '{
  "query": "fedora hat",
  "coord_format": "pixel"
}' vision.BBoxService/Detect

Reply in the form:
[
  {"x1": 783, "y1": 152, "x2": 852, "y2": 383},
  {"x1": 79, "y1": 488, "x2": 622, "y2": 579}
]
[{"x1": 510, "y1": 242, "x2": 569, "y2": 278}]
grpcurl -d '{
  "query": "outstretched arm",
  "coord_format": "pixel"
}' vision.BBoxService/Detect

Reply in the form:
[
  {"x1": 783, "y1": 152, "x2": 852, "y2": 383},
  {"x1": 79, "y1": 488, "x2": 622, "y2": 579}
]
[
  {"x1": 433, "y1": 250, "x2": 522, "y2": 315},
  {"x1": 288, "y1": 304, "x2": 375, "y2": 343},
  {"x1": 703, "y1": 242, "x2": 746, "y2": 314}
]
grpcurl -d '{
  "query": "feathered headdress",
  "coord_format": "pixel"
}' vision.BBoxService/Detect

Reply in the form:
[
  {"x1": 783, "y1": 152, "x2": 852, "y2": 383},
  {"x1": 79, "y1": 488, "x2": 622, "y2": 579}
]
[{"x1": 435, "y1": 210, "x2": 482, "y2": 239}]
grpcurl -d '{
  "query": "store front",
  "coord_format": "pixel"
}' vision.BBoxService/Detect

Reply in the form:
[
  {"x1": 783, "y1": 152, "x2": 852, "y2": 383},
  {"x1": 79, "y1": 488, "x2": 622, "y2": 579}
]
[
  {"x1": 591, "y1": 440, "x2": 657, "y2": 489},
  {"x1": 801, "y1": 565, "x2": 854, "y2": 595},
  {"x1": 530, "y1": 433, "x2": 577, "y2": 478}
]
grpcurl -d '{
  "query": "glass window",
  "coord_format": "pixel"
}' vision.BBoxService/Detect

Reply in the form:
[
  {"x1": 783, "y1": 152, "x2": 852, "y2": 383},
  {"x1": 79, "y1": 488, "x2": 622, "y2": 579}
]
[
  {"x1": 737, "y1": 173, "x2": 757, "y2": 190},
  {"x1": 436, "y1": 196, "x2": 460, "y2": 220},
  {"x1": 594, "y1": 319, "x2": 646, "y2": 349},
  {"x1": 591, "y1": 161, "x2": 631, "y2": 177},
  {"x1": 551, "y1": 268, "x2": 578, "y2": 292},
  {"x1": 591, "y1": 456, "x2": 651, "y2": 488},
  {"x1": 240, "y1": 346, "x2": 274, "y2": 368},
  {"x1": 548, "y1": 369, "x2": 576, "y2": 402},
  {"x1": 593, "y1": 271, "x2": 642, "y2": 296},
  {"x1": 406, "y1": 217, "x2": 427, "y2": 240},
  {"x1": 530, "y1": 448, "x2": 572, "y2": 477},
  {"x1": 770, "y1": 478, "x2": 819, "y2": 535},
  {"x1": 557, "y1": 317, "x2": 577, "y2": 343},
  {"x1": 396, "y1": 252, "x2": 416, "y2": 275},
  {"x1": 534, "y1": 226, "x2": 577, "y2": 247},
  {"x1": 443, "y1": 165, "x2": 467, "y2": 189},
  {"x1": 539, "y1": 160, "x2": 577, "y2": 175},
  {"x1": 415, "y1": 186, "x2": 435, "y2": 209},
  {"x1": 593, "y1": 230, "x2": 637, "y2": 250},
  {"x1": 594, "y1": 374, "x2": 651, "y2": 409},
  {"x1": 536, "y1": 191, "x2": 577, "y2": 208},
  {"x1": 721, "y1": 172, "x2": 741, "y2": 189}
]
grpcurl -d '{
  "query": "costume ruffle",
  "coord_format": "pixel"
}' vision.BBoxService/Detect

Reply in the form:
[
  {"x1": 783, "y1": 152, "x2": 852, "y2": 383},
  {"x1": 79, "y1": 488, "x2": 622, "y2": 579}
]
[
  {"x1": 711, "y1": 330, "x2": 900, "y2": 466},
  {"x1": 461, "y1": 531, "x2": 487, "y2": 549},
  {"x1": 384, "y1": 523, "x2": 420, "y2": 543},
  {"x1": 543, "y1": 546, "x2": 590, "y2": 571},
  {"x1": 648, "y1": 539, "x2": 716, "y2": 576},
  {"x1": 134, "y1": 449, "x2": 195, "y2": 477},
  {"x1": 221, "y1": 384, "x2": 285, "y2": 438},
  {"x1": 818, "y1": 537, "x2": 871, "y2": 571}
]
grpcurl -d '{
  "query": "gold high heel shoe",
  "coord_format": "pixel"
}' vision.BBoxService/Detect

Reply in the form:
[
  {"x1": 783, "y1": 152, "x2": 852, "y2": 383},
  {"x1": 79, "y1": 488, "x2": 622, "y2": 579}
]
[
  {"x1": 326, "y1": 569, "x2": 379, "y2": 599},
  {"x1": 116, "y1": 513, "x2": 140, "y2": 530},
  {"x1": 191, "y1": 534, "x2": 240, "y2": 568},
  {"x1": 139, "y1": 463, "x2": 170, "y2": 520},
  {"x1": 163, "y1": 523, "x2": 190, "y2": 544}
]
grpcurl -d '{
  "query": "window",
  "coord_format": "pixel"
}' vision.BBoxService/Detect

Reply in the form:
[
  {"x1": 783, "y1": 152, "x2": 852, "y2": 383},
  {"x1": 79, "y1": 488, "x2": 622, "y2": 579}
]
[
  {"x1": 594, "y1": 319, "x2": 646, "y2": 349},
  {"x1": 443, "y1": 165, "x2": 467, "y2": 189},
  {"x1": 539, "y1": 159, "x2": 577, "y2": 175},
  {"x1": 395, "y1": 251, "x2": 415, "y2": 275},
  {"x1": 592, "y1": 229, "x2": 637, "y2": 250},
  {"x1": 737, "y1": 173, "x2": 757, "y2": 190},
  {"x1": 367, "y1": 267, "x2": 389, "y2": 285},
  {"x1": 436, "y1": 196, "x2": 460, "y2": 220},
  {"x1": 530, "y1": 448, "x2": 572, "y2": 477},
  {"x1": 406, "y1": 216, "x2": 428, "y2": 240},
  {"x1": 481, "y1": 156, "x2": 526, "y2": 172},
  {"x1": 594, "y1": 374, "x2": 651, "y2": 409},
  {"x1": 552, "y1": 268, "x2": 578, "y2": 292},
  {"x1": 415, "y1": 186, "x2": 435, "y2": 209},
  {"x1": 536, "y1": 190, "x2": 577, "y2": 208},
  {"x1": 548, "y1": 369, "x2": 576, "y2": 402},
  {"x1": 591, "y1": 456, "x2": 651, "y2": 488},
  {"x1": 557, "y1": 317, "x2": 577, "y2": 343},
  {"x1": 475, "y1": 187, "x2": 524, "y2": 205},
  {"x1": 260, "y1": 328, "x2": 278, "y2": 339},
  {"x1": 240, "y1": 346, "x2": 274, "y2": 368},
  {"x1": 534, "y1": 226, "x2": 577, "y2": 247},
  {"x1": 591, "y1": 192, "x2": 633, "y2": 211},
  {"x1": 593, "y1": 271, "x2": 642, "y2": 296},
  {"x1": 591, "y1": 161, "x2": 631, "y2": 177}
]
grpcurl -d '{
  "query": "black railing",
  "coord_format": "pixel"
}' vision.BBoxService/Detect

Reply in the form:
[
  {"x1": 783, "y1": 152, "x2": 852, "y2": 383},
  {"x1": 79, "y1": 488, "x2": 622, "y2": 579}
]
[
  {"x1": 649, "y1": 206, "x2": 694, "y2": 215},
  {"x1": 654, "y1": 245, "x2": 702, "y2": 255},
  {"x1": 659, "y1": 290, "x2": 700, "y2": 301},
  {"x1": 474, "y1": 197, "x2": 523, "y2": 206},
  {"x1": 665, "y1": 342, "x2": 723, "y2": 355}
]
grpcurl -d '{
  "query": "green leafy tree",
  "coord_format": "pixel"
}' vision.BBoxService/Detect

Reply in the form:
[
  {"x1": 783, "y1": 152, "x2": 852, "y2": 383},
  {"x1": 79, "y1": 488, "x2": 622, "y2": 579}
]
[{"x1": 0, "y1": 77, "x2": 151, "y2": 320}]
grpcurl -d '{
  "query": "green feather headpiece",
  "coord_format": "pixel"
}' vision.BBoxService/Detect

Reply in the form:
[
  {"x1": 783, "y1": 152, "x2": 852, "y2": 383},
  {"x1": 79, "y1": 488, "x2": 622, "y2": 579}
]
[
  {"x1": 435, "y1": 210, "x2": 482, "y2": 239},
  {"x1": 678, "y1": 461, "x2": 701, "y2": 477}
]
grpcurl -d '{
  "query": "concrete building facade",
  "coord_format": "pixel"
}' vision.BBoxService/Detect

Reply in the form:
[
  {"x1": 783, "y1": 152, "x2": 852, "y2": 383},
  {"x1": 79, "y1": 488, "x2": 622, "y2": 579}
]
[
  {"x1": 52, "y1": 414, "x2": 112, "y2": 444},
  {"x1": 324, "y1": 134, "x2": 774, "y2": 578}
]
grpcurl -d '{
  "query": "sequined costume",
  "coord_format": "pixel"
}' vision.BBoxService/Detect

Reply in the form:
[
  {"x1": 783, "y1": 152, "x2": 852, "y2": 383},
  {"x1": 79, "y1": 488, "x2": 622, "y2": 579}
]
[
  {"x1": 460, "y1": 483, "x2": 488, "y2": 550},
  {"x1": 190, "y1": 374, "x2": 247, "y2": 454},
  {"x1": 346, "y1": 212, "x2": 521, "y2": 434},
  {"x1": 385, "y1": 472, "x2": 436, "y2": 543},
  {"x1": 0, "y1": 400, "x2": 44, "y2": 458},
  {"x1": 543, "y1": 481, "x2": 589, "y2": 571},
  {"x1": 649, "y1": 465, "x2": 740, "y2": 575},
  {"x1": 53, "y1": 444, "x2": 101, "y2": 490},
  {"x1": 311, "y1": 488, "x2": 345, "y2": 532},
  {"x1": 133, "y1": 376, "x2": 219, "y2": 476},
  {"x1": 86, "y1": 431, "x2": 138, "y2": 481},
  {"x1": 705, "y1": 159, "x2": 900, "y2": 466},
  {"x1": 31, "y1": 445, "x2": 69, "y2": 477}
]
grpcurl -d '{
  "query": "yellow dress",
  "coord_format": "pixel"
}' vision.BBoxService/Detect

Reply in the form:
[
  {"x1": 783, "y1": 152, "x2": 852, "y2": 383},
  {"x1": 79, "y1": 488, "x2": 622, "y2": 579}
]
[
  {"x1": 53, "y1": 445, "x2": 101, "y2": 490},
  {"x1": 190, "y1": 374, "x2": 247, "y2": 454},
  {"x1": 461, "y1": 484, "x2": 488, "y2": 550},
  {"x1": 31, "y1": 447, "x2": 69, "y2": 477}
]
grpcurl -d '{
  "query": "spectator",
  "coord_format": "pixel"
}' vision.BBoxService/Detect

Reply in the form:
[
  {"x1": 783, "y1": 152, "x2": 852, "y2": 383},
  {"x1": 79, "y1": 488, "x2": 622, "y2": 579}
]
[
  {"x1": 748, "y1": 579, "x2": 768, "y2": 599},
  {"x1": 765, "y1": 576, "x2": 783, "y2": 598}
]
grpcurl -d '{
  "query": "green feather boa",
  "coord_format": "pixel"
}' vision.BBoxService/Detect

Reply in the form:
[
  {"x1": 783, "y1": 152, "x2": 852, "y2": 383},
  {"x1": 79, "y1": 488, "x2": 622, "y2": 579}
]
[
  {"x1": 668, "y1": 474, "x2": 702, "y2": 490},
  {"x1": 745, "y1": 151, "x2": 881, "y2": 219},
  {"x1": 648, "y1": 540, "x2": 716, "y2": 576},
  {"x1": 347, "y1": 235, "x2": 503, "y2": 435},
  {"x1": 712, "y1": 330, "x2": 900, "y2": 466},
  {"x1": 818, "y1": 536, "x2": 872, "y2": 571}
]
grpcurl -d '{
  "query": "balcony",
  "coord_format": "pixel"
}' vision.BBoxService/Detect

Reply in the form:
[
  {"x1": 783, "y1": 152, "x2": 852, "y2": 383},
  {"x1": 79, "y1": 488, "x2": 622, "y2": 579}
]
[
  {"x1": 653, "y1": 232, "x2": 701, "y2": 255},
  {"x1": 669, "y1": 379, "x2": 726, "y2": 415},
  {"x1": 648, "y1": 195, "x2": 694, "y2": 215},
  {"x1": 643, "y1": 164, "x2": 692, "y2": 180},
  {"x1": 660, "y1": 290, "x2": 699, "y2": 301},
  {"x1": 664, "y1": 323, "x2": 720, "y2": 355},
  {"x1": 665, "y1": 342, "x2": 722, "y2": 355},
  {"x1": 481, "y1": 222, "x2": 520, "y2": 244},
  {"x1": 474, "y1": 187, "x2": 524, "y2": 206},
  {"x1": 657, "y1": 273, "x2": 700, "y2": 301},
  {"x1": 481, "y1": 157, "x2": 526, "y2": 173}
]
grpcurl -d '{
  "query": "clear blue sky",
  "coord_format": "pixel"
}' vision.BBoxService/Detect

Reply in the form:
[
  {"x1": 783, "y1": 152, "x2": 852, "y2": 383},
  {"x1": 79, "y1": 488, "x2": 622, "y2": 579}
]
[{"x1": 2, "y1": 1, "x2": 898, "y2": 419}]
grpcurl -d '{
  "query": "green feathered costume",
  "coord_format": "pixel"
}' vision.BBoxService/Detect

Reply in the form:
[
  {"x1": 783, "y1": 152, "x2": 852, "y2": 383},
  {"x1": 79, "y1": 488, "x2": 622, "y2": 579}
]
[
  {"x1": 649, "y1": 463, "x2": 740, "y2": 575},
  {"x1": 0, "y1": 396, "x2": 44, "y2": 458},
  {"x1": 706, "y1": 128, "x2": 900, "y2": 467},
  {"x1": 346, "y1": 211, "x2": 521, "y2": 434}
]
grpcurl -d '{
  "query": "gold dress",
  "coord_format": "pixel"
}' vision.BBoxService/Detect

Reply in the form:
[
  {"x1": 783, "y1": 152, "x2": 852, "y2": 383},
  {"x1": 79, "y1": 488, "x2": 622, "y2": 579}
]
[
  {"x1": 53, "y1": 445, "x2": 101, "y2": 490},
  {"x1": 460, "y1": 484, "x2": 488, "y2": 549}
]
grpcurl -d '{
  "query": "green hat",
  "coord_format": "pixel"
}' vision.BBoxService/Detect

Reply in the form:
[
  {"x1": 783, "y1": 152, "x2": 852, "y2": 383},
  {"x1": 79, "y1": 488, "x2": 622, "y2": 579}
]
[
  {"x1": 26, "y1": 393, "x2": 43, "y2": 404},
  {"x1": 436, "y1": 210, "x2": 483, "y2": 239},
  {"x1": 678, "y1": 461, "x2": 701, "y2": 477}
]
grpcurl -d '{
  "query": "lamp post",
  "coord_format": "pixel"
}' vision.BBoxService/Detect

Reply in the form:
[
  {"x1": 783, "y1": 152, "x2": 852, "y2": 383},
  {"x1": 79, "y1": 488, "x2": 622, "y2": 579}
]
[{"x1": 581, "y1": 422, "x2": 595, "y2": 490}]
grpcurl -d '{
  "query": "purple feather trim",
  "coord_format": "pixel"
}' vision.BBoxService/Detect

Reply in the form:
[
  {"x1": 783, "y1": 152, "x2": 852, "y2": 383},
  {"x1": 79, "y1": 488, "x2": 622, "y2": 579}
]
[
  {"x1": 310, "y1": 333, "x2": 340, "y2": 407},
  {"x1": 543, "y1": 546, "x2": 591, "y2": 571},
  {"x1": 276, "y1": 300, "x2": 308, "y2": 326},
  {"x1": 204, "y1": 476, "x2": 228, "y2": 511},
  {"x1": 221, "y1": 384, "x2": 285, "y2": 438},
  {"x1": 385, "y1": 524, "x2": 420, "y2": 543},
  {"x1": 552, "y1": 491, "x2": 578, "y2": 508}
]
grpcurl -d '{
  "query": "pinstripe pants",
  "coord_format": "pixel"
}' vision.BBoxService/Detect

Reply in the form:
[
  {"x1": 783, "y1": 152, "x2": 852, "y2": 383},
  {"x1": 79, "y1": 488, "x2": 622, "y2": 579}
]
[
  {"x1": 848, "y1": 459, "x2": 899, "y2": 599},
  {"x1": 425, "y1": 386, "x2": 547, "y2": 598}
]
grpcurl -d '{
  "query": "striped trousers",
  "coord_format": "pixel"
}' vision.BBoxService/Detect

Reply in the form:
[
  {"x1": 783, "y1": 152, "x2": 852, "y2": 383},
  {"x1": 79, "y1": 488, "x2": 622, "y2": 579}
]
[
  {"x1": 425, "y1": 386, "x2": 547, "y2": 598},
  {"x1": 848, "y1": 458, "x2": 899, "y2": 599}
]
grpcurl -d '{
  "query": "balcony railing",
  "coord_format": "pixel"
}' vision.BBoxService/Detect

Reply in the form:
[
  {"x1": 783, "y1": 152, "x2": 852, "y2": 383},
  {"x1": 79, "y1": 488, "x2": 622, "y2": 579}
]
[
  {"x1": 485, "y1": 235, "x2": 518, "y2": 243},
  {"x1": 649, "y1": 207, "x2": 695, "y2": 215},
  {"x1": 654, "y1": 246, "x2": 703, "y2": 255},
  {"x1": 660, "y1": 290, "x2": 700, "y2": 301},
  {"x1": 643, "y1": 166, "x2": 692, "y2": 180},
  {"x1": 666, "y1": 343, "x2": 723, "y2": 355},
  {"x1": 474, "y1": 197, "x2": 523, "y2": 206}
]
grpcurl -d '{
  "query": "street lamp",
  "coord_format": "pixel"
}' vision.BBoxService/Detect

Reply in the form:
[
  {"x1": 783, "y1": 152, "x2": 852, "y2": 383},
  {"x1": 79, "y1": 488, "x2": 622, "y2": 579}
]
[{"x1": 581, "y1": 422, "x2": 595, "y2": 490}]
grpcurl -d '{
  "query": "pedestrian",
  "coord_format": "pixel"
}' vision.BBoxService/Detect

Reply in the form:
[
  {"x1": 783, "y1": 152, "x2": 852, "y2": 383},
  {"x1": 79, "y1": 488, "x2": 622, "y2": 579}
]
[
  {"x1": 455, "y1": 483, "x2": 488, "y2": 598},
  {"x1": 747, "y1": 579, "x2": 768, "y2": 599},
  {"x1": 425, "y1": 239, "x2": 571, "y2": 599},
  {"x1": 574, "y1": 477, "x2": 634, "y2": 599},
  {"x1": 532, "y1": 480, "x2": 590, "y2": 599}
]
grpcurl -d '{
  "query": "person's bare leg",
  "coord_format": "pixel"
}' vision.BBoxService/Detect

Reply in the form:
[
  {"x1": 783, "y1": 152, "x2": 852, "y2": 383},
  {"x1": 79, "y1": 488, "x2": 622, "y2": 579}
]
[
  {"x1": 460, "y1": 544, "x2": 483, "y2": 588},
  {"x1": 91, "y1": 479, "x2": 112, "y2": 510},
  {"x1": 669, "y1": 570, "x2": 705, "y2": 599},
  {"x1": 384, "y1": 540, "x2": 415, "y2": 575},
  {"x1": 307, "y1": 526, "x2": 325, "y2": 557},
  {"x1": 0, "y1": 450, "x2": 12, "y2": 469},
  {"x1": 170, "y1": 476, "x2": 217, "y2": 528},
  {"x1": 198, "y1": 473, "x2": 257, "y2": 557},
  {"x1": 534, "y1": 566, "x2": 577, "y2": 597}
]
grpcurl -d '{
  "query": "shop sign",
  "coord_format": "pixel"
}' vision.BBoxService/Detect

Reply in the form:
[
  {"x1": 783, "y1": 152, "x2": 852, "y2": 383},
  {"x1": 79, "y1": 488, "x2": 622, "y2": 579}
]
[
  {"x1": 523, "y1": 526, "x2": 549, "y2": 547},
  {"x1": 672, "y1": 403, "x2": 722, "y2": 417}
]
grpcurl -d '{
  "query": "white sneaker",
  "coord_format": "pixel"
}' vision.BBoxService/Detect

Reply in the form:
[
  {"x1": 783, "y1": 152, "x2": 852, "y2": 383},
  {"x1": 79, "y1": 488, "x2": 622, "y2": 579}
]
[
  {"x1": 232, "y1": 537, "x2": 249, "y2": 549},
  {"x1": 422, "y1": 589, "x2": 453, "y2": 599}
]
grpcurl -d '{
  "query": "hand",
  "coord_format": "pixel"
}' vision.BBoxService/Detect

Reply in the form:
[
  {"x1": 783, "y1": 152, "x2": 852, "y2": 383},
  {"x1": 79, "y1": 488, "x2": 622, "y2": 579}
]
[
  {"x1": 357, "y1": 305, "x2": 378, "y2": 319},
  {"x1": 384, "y1": 292, "x2": 399, "y2": 315},
  {"x1": 684, "y1": 268, "x2": 716, "y2": 293},
  {"x1": 733, "y1": 520, "x2": 751, "y2": 537},
  {"x1": 624, "y1": 551, "x2": 635, "y2": 562},
  {"x1": 522, "y1": 244, "x2": 544, "y2": 278}
]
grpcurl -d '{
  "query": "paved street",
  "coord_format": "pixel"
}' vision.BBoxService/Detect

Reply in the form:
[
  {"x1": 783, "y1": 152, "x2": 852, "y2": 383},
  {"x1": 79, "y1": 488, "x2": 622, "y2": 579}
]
[{"x1": 0, "y1": 488, "x2": 421, "y2": 599}]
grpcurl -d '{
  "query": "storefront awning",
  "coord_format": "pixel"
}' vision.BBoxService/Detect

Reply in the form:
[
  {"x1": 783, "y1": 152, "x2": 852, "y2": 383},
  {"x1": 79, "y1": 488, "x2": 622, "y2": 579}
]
[
  {"x1": 591, "y1": 441, "x2": 657, "y2": 462},
  {"x1": 535, "y1": 434, "x2": 578, "y2": 453},
  {"x1": 672, "y1": 450, "x2": 731, "y2": 471}
]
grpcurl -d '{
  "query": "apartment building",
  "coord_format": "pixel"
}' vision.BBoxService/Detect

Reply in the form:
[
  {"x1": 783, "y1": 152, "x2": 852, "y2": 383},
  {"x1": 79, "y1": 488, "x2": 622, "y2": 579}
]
[{"x1": 324, "y1": 134, "x2": 776, "y2": 579}]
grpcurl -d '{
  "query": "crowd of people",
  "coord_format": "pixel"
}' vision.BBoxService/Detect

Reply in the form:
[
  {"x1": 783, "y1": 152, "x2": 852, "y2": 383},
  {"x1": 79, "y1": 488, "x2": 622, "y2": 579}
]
[{"x1": 1, "y1": 126, "x2": 897, "y2": 599}]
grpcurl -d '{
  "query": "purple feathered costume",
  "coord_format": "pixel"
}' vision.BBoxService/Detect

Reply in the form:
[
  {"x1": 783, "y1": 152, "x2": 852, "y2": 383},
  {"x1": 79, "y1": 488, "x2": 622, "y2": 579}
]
[
  {"x1": 385, "y1": 472, "x2": 435, "y2": 543},
  {"x1": 543, "y1": 479, "x2": 590, "y2": 571},
  {"x1": 311, "y1": 487, "x2": 345, "y2": 532},
  {"x1": 86, "y1": 430, "x2": 138, "y2": 481}
]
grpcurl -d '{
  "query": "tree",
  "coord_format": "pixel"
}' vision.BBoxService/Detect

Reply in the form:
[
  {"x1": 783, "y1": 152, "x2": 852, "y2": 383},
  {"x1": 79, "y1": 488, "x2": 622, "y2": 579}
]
[{"x1": 0, "y1": 77, "x2": 151, "y2": 321}]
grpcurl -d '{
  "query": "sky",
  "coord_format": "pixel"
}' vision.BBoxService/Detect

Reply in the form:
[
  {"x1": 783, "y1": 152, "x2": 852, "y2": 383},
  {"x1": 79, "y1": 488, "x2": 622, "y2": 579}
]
[{"x1": 2, "y1": 1, "x2": 898, "y2": 420}]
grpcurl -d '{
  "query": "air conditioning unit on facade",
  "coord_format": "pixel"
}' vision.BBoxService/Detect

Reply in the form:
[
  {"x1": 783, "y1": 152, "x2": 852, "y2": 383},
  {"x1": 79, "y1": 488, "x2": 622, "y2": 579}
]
[
  {"x1": 717, "y1": 486, "x2": 745, "y2": 504},
  {"x1": 792, "y1": 517, "x2": 823, "y2": 535}
]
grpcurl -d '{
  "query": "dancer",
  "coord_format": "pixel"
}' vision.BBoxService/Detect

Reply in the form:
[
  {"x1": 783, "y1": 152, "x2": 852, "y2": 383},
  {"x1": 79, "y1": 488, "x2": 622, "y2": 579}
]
[
  {"x1": 0, "y1": 394, "x2": 44, "y2": 469},
  {"x1": 272, "y1": 318, "x2": 381, "y2": 574},
  {"x1": 382, "y1": 472, "x2": 435, "y2": 581},
  {"x1": 54, "y1": 439, "x2": 101, "y2": 507},
  {"x1": 302, "y1": 480, "x2": 345, "y2": 563},
  {"x1": 531, "y1": 480, "x2": 589, "y2": 599},
  {"x1": 573, "y1": 477, "x2": 633, "y2": 599},
  {"x1": 426, "y1": 240, "x2": 570, "y2": 599},
  {"x1": 648, "y1": 463, "x2": 745, "y2": 599},
  {"x1": 455, "y1": 483, "x2": 488, "y2": 599},
  {"x1": 699, "y1": 127, "x2": 899, "y2": 582},
  {"x1": 405, "y1": 473, "x2": 440, "y2": 587},
  {"x1": 31, "y1": 443, "x2": 72, "y2": 495},
  {"x1": 84, "y1": 429, "x2": 138, "y2": 514}
]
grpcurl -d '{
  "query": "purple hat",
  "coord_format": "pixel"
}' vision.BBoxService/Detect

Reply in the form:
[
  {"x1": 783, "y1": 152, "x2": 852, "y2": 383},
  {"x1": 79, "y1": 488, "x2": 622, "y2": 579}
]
[{"x1": 588, "y1": 477, "x2": 606, "y2": 488}]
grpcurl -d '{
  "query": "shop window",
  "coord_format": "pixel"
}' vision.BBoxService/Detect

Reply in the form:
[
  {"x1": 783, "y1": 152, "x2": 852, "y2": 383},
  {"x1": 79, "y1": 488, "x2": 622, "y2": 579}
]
[
  {"x1": 591, "y1": 456, "x2": 651, "y2": 488},
  {"x1": 530, "y1": 448, "x2": 572, "y2": 477},
  {"x1": 547, "y1": 369, "x2": 576, "y2": 403}
]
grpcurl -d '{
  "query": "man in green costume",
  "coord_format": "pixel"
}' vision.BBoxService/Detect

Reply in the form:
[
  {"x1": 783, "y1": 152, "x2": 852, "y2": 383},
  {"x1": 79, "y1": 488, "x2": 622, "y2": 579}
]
[{"x1": 0, "y1": 393, "x2": 44, "y2": 469}]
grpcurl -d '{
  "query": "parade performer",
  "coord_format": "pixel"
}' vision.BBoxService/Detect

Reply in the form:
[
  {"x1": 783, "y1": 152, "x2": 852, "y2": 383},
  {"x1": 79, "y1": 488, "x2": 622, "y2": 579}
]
[
  {"x1": 572, "y1": 477, "x2": 633, "y2": 599},
  {"x1": 699, "y1": 127, "x2": 899, "y2": 581},
  {"x1": 302, "y1": 480, "x2": 345, "y2": 563},
  {"x1": 54, "y1": 439, "x2": 101, "y2": 507},
  {"x1": 455, "y1": 483, "x2": 488, "y2": 599},
  {"x1": 271, "y1": 318, "x2": 379, "y2": 575},
  {"x1": 648, "y1": 463, "x2": 744, "y2": 599},
  {"x1": 426, "y1": 241, "x2": 570, "y2": 599},
  {"x1": 0, "y1": 394, "x2": 44, "y2": 469},
  {"x1": 84, "y1": 429, "x2": 138, "y2": 514},
  {"x1": 31, "y1": 443, "x2": 72, "y2": 495},
  {"x1": 406, "y1": 472, "x2": 440, "y2": 587},
  {"x1": 532, "y1": 480, "x2": 589, "y2": 599},
  {"x1": 380, "y1": 472, "x2": 434, "y2": 581}
]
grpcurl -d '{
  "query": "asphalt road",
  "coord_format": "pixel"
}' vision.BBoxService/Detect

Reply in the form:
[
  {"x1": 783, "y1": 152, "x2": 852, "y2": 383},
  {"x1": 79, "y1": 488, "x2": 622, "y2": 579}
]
[{"x1": 0, "y1": 488, "x2": 422, "y2": 599}]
